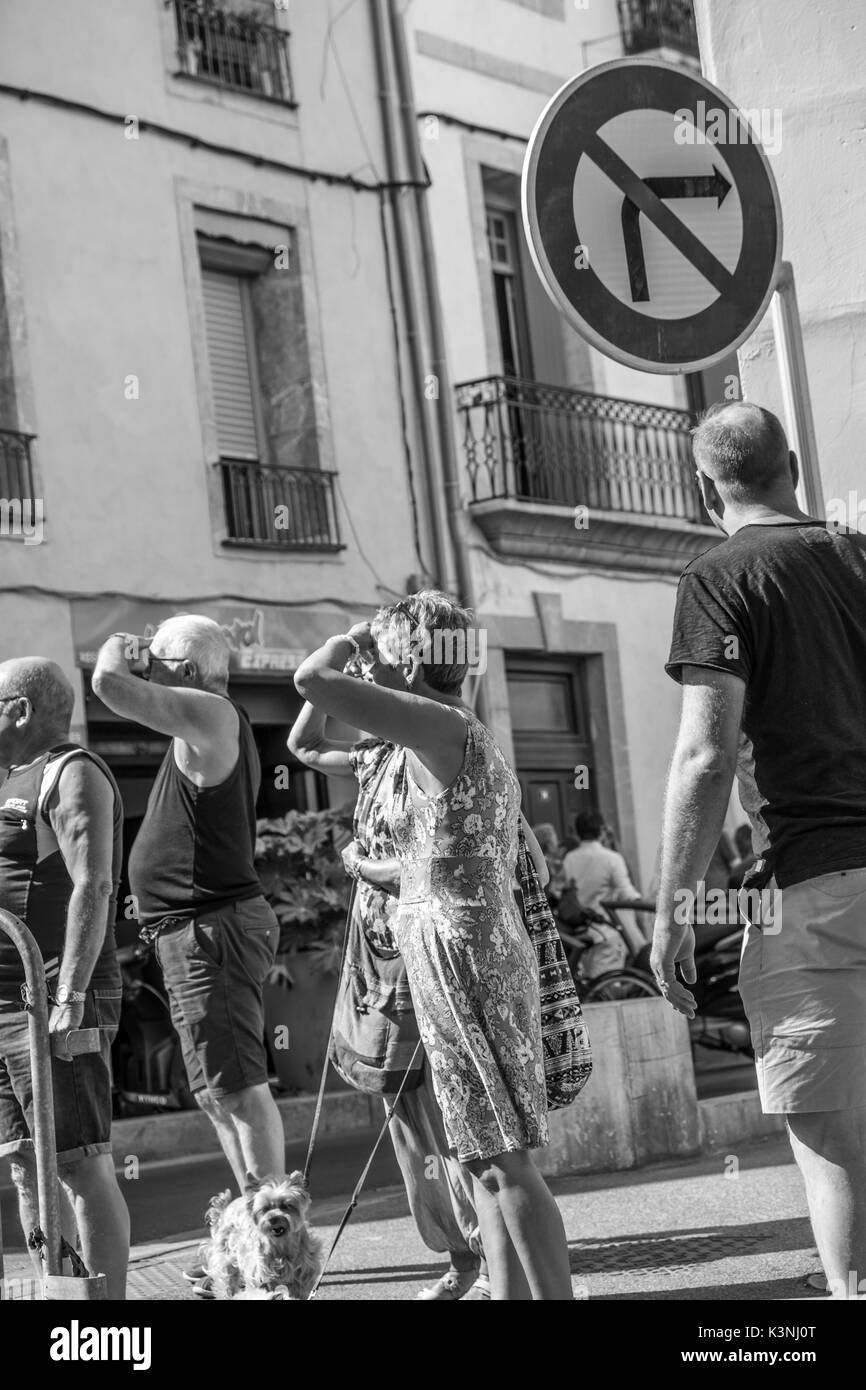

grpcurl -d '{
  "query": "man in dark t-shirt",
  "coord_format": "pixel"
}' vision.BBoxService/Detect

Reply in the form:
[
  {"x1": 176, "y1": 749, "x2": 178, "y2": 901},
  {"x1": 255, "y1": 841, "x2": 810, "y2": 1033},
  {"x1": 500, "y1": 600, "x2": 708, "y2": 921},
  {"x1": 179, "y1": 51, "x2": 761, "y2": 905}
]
[
  {"x1": 652, "y1": 401, "x2": 866, "y2": 1300},
  {"x1": 93, "y1": 617, "x2": 284, "y2": 1218}
]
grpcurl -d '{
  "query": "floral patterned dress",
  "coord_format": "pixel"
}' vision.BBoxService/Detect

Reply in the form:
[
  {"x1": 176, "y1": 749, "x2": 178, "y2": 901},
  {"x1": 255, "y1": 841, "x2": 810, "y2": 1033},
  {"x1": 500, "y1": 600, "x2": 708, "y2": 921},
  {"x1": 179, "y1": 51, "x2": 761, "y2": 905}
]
[{"x1": 388, "y1": 708, "x2": 549, "y2": 1163}]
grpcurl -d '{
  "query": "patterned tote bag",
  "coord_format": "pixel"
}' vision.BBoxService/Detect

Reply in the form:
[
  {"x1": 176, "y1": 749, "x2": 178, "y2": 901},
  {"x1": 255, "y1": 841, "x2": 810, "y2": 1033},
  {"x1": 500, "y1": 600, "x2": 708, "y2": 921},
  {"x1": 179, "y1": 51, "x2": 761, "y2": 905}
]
[{"x1": 516, "y1": 826, "x2": 593, "y2": 1109}]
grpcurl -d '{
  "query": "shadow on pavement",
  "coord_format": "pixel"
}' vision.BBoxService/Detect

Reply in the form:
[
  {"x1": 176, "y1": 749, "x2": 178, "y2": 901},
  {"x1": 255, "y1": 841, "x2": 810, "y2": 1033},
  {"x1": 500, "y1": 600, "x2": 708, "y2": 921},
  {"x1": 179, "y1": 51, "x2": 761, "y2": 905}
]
[{"x1": 568, "y1": 1216, "x2": 813, "y2": 1274}]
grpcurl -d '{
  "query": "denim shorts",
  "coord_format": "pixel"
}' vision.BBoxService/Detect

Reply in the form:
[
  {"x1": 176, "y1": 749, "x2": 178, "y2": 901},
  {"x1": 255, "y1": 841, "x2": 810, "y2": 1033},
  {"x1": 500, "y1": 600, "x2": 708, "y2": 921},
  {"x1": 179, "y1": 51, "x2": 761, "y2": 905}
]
[
  {"x1": 0, "y1": 986, "x2": 121, "y2": 1165},
  {"x1": 154, "y1": 895, "x2": 278, "y2": 1098}
]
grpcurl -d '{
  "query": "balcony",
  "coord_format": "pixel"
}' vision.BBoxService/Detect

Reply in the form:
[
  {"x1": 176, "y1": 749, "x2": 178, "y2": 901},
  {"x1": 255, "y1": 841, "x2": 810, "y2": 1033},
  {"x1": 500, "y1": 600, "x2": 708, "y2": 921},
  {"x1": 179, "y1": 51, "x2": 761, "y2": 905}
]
[
  {"x1": 455, "y1": 376, "x2": 717, "y2": 574},
  {"x1": 219, "y1": 460, "x2": 344, "y2": 552},
  {"x1": 0, "y1": 429, "x2": 35, "y2": 502},
  {"x1": 617, "y1": 0, "x2": 699, "y2": 60},
  {"x1": 172, "y1": 0, "x2": 295, "y2": 106}
]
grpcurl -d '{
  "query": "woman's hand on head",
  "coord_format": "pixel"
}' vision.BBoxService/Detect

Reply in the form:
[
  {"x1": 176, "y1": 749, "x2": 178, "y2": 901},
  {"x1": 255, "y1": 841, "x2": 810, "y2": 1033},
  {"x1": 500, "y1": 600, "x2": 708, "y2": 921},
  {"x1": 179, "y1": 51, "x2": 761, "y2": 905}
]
[{"x1": 345, "y1": 622, "x2": 375, "y2": 654}]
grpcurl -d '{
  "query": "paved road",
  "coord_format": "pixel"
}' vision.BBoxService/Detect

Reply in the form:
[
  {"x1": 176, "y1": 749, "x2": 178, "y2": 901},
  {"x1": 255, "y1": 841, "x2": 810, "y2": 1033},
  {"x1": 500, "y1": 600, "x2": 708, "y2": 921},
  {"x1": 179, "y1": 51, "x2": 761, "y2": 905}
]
[
  {"x1": 1, "y1": 1126, "x2": 405, "y2": 1252},
  {"x1": 3, "y1": 1135, "x2": 823, "y2": 1303}
]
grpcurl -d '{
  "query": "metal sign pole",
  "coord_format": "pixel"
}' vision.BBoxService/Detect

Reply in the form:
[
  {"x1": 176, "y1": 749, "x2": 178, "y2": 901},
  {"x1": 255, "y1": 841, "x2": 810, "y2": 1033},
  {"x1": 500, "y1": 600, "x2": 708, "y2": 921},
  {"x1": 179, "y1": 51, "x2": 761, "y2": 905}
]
[{"x1": 771, "y1": 261, "x2": 825, "y2": 518}]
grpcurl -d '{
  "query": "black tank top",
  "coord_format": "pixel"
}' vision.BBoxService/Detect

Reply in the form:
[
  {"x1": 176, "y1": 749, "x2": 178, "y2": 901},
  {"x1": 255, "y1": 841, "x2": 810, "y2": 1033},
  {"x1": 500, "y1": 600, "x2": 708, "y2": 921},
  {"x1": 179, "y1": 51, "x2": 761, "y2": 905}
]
[
  {"x1": 128, "y1": 698, "x2": 262, "y2": 924},
  {"x1": 0, "y1": 744, "x2": 122, "y2": 1004}
]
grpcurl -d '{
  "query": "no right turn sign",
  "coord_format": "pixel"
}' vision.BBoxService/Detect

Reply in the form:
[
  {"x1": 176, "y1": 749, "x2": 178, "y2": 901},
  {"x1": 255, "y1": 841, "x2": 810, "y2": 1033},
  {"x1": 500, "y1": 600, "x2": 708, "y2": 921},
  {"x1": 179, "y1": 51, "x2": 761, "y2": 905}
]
[{"x1": 522, "y1": 59, "x2": 783, "y2": 373}]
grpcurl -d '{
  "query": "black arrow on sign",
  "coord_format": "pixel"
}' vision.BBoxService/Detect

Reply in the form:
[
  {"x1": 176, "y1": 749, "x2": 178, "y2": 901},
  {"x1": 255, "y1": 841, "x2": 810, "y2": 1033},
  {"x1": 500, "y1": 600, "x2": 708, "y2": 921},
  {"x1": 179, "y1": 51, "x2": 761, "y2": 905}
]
[{"x1": 621, "y1": 165, "x2": 732, "y2": 302}]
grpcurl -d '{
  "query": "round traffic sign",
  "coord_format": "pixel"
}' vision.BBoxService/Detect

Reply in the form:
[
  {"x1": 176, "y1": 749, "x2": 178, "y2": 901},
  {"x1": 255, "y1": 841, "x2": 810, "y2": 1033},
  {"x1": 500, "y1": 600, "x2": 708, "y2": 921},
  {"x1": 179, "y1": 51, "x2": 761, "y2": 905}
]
[{"x1": 521, "y1": 59, "x2": 783, "y2": 373}]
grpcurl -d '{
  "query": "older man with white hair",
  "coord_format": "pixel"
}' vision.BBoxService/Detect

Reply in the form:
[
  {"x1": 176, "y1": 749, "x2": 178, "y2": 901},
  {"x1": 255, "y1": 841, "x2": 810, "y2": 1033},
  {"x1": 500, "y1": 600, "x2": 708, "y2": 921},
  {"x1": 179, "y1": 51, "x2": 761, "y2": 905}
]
[
  {"x1": 0, "y1": 656, "x2": 130, "y2": 1297},
  {"x1": 93, "y1": 618, "x2": 284, "y2": 1222}
]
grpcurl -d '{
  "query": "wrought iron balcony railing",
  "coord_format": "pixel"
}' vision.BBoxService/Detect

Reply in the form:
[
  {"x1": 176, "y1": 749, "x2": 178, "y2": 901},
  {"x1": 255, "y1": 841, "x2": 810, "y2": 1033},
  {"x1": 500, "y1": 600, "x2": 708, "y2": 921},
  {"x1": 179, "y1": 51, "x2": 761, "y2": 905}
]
[
  {"x1": 172, "y1": 0, "x2": 295, "y2": 105},
  {"x1": 0, "y1": 429, "x2": 36, "y2": 505},
  {"x1": 617, "y1": 0, "x2": 699, "y2": 58},
  {"x1": 219, "y1": 460, "x2": 343, "y2": 551},
  {"x1": 455, "y1": 376, "x2": 707, "y2": 525}
]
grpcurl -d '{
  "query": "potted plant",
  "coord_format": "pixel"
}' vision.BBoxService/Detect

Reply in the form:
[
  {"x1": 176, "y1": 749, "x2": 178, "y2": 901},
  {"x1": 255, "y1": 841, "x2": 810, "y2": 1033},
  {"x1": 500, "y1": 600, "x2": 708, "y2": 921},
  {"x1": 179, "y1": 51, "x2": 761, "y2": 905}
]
[{"x1": 256, "y1": 805, "x2": 354, "y2": 1093}]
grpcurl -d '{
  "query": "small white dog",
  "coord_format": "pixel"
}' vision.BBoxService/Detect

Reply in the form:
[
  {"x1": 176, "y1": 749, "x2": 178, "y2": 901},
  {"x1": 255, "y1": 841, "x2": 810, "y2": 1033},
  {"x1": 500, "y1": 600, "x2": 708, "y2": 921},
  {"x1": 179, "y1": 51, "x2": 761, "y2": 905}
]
[{"x1": 201, "y1": 1172, "x2": 324, "y2": 1301}]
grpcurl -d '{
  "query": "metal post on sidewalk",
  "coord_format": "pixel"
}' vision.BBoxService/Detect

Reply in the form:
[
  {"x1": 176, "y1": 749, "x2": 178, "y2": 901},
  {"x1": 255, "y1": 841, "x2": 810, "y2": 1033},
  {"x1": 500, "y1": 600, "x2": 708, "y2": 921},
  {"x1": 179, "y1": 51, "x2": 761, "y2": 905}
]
[
  {"x1": 0, "y1": 908, "x2": 107, "y2": 1299},
  {"x1": 772, "y1": 261, "x2": 825, "y2": 519}
]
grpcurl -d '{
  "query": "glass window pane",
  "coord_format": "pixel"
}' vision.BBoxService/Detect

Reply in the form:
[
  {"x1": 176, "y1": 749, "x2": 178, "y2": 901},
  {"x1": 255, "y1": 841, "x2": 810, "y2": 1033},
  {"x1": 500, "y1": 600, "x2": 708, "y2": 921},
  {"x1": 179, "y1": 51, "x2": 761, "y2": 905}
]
[{"x1": 507, "y1": 675, "x2": 573, "y2": 731}]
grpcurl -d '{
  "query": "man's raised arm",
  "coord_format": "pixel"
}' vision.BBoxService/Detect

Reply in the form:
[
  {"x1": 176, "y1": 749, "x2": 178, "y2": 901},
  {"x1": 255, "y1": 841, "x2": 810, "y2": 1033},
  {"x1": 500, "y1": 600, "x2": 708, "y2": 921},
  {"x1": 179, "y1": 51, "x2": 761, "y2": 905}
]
[{"x1": 92, "y1": 634, "x2": 235, "y2": 746}]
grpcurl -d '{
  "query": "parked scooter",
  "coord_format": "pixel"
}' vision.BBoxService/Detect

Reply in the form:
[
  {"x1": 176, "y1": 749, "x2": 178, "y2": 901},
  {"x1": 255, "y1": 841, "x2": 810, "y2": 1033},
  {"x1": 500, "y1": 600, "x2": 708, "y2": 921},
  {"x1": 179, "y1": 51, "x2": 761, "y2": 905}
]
[
  {"x1": 111, "y1": 929, "x2": 196, "y2": 1117},
  {"x1": 688, "y1": 922, "x2": 752, "y2": 1055}
]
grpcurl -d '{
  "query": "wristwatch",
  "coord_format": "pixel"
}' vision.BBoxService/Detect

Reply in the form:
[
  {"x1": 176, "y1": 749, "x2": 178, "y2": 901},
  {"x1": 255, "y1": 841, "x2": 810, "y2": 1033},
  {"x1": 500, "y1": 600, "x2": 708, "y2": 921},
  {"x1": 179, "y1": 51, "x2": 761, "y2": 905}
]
[{"x1": 54, "y1": 985, "x2": 87, "y2": 1005}]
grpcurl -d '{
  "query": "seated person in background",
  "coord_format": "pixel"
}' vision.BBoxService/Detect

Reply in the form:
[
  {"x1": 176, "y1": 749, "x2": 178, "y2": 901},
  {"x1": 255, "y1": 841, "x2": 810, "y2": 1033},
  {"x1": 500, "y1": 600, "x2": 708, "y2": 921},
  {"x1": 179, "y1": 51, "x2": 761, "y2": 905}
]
[{"x1": 562, "y1": 812, "x2": 644, "y2": 973}]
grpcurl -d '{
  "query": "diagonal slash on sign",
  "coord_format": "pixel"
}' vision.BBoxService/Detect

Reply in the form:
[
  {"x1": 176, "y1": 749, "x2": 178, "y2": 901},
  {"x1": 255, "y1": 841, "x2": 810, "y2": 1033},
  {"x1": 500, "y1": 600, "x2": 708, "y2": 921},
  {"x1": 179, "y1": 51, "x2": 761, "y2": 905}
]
[{"x1": 583, "y1": 130, "x2": 736, "y2": 297}]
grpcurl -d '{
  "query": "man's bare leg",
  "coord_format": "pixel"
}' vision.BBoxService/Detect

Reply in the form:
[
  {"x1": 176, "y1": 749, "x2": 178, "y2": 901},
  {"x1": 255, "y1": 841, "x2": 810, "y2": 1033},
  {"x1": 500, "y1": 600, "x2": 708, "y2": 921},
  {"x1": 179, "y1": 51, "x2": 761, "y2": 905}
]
[
  {"x1": 59, "y1": 1152, "x2": 130, "y2": 1299},
  {"x1": 195, "y1": 1089, "x2": 247, "y2": 1189},
  {"x1": 788, "y1": 1105, "x2": 866, "y2": 1298},
  {"x1": 9, "y1": 1154, "x2": 78, "y2": 1281},
  {"x1": 219, "y1": 1082, "x2": 285, "y2": 1182},
  {"x1": 197, "y1": 1083, "x2": 285, "y2": 1185}
]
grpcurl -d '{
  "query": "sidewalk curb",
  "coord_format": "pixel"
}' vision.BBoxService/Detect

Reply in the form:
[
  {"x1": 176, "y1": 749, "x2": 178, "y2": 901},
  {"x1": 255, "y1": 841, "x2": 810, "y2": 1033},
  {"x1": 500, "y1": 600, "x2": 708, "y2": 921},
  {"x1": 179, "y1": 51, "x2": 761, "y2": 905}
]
[
  {"x1": 107, "y1": 1084, "x2": 777, "y2": 1174},
  {"x1": 698, "y1": 1091, "x2": 787, "y2": 1152},
  {"x1": 112, "y1": 1089, "x2": 379, "y2": 1166}
]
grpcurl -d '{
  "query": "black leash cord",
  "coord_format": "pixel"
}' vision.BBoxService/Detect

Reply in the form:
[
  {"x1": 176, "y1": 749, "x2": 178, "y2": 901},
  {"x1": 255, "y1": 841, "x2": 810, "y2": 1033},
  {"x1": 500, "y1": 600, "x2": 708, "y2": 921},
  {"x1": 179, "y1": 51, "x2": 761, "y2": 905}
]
[
  {"x1": 307, "y1": 1037, "x2": 423, "y2": 1299},
  {"x1": 302, "y1": 883, "x2": 356, "y2": 1188}
]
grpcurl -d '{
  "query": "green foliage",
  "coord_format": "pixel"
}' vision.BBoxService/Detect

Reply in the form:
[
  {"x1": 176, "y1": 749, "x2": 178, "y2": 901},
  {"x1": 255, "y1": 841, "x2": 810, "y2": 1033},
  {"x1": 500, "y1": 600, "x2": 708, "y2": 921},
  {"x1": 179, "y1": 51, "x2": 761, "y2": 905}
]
[{"x1": 255, "y1": 805, "x2": 353, "y2": 971}]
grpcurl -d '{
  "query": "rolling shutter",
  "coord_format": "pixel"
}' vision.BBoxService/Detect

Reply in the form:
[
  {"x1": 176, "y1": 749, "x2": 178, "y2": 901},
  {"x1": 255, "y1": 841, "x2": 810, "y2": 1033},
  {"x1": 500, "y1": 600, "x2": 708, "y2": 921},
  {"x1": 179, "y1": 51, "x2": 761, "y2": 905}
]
[{"x1": 201, "y1": 268, "x2": 260, "y2": 460}]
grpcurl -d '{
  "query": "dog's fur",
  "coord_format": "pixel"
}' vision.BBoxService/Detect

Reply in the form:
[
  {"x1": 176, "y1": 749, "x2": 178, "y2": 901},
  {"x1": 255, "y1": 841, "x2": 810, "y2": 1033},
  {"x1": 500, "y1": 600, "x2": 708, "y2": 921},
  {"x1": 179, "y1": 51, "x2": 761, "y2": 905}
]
[{"x1": 201, "y1": 1172, "x2": 323, "y2": 1301}]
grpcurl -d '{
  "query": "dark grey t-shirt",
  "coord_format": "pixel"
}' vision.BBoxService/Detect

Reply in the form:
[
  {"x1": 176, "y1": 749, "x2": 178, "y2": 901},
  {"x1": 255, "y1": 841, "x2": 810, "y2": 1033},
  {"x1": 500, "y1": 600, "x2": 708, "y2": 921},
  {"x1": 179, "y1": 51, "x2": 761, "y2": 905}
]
[{"x1": 666, "y1": 522, "x2": 866, "y2": 889}]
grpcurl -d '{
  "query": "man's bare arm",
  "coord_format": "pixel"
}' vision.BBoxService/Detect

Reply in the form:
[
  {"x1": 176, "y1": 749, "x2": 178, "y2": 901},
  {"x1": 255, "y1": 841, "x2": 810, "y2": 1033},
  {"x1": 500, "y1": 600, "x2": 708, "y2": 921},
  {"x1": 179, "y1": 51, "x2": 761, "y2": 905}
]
[
  {"x1": 92, "y1": 634, "x2": 237, "y2": 749},
  {"x1": 48, "y1": 760, "x2": 116, "y2": 995},
  {"x1": 288, "y1": 701, "x2": 356, "y2": 781},
  {"x1": 651, "y1": 667, "x2": 744, "y2": 1014}
]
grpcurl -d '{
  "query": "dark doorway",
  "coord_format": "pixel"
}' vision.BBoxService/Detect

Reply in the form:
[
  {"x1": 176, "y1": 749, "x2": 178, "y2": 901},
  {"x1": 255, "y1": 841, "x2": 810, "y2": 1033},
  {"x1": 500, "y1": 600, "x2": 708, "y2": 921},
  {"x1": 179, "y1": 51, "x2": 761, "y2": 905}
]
[{"x1": 506, "y1": 656, "x2": 595, "y2": 845}]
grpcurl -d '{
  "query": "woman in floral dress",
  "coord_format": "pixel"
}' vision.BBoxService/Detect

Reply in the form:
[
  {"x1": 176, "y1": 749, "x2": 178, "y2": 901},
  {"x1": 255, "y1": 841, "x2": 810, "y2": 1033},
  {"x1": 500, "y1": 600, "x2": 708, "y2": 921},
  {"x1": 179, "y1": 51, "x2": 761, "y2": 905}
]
[
  {"x1": 288, "y1": 699, "x2": 488, "y2": 1300},
  {"x1": 294, "y1": 591, "x2": 573, "y2": 1300}
]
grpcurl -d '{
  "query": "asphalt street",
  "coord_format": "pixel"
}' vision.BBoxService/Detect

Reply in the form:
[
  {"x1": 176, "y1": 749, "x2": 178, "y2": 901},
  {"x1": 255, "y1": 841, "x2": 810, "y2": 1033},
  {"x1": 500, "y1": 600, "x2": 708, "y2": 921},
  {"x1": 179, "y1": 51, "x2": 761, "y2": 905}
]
[{"x1": 2, "y1": 1134, "x2": 824, "y2": 1302}]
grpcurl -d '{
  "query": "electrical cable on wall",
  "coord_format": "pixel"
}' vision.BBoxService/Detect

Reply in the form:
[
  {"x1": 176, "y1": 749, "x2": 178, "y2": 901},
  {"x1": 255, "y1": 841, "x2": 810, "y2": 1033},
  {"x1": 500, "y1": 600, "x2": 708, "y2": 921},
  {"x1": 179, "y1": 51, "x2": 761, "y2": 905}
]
[
  {"x1": 0, "y1": 586, "x2": 373, "y2": 609},
  {"x1": 468, "y1": 544, "x2": 682, "y2": 586},
  {"x1": 416, "y1": 110, "x2": 530, "y2": 147},
  {"x1": 0, "y1": 84, "x2": 429, "y2": 194}
]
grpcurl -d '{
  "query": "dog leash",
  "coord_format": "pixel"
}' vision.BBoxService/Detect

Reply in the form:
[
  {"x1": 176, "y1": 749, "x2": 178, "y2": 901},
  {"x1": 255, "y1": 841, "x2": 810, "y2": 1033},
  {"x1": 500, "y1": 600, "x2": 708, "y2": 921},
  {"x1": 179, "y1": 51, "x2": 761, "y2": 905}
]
[
  {"x1": 307, "y1": 1037, "x2": 423, "y2": 1300},
  {"x1": 303, "y1": 883, "x2": 356, "y2": 1188}
]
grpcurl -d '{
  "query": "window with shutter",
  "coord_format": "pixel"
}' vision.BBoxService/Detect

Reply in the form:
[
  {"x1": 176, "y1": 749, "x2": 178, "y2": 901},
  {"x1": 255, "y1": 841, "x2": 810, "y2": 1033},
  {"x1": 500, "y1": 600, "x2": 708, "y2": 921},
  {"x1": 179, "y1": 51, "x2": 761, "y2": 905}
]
[{"x1": 200, "y1": 268, "x2": 261, "y2": 461}]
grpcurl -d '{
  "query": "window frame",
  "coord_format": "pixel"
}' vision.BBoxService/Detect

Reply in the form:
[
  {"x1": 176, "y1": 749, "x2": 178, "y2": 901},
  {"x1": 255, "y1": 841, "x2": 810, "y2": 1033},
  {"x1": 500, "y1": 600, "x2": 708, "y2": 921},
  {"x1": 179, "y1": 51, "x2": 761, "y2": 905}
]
[{"x1": 198, "y1": 239, "x2": 270, "y2": 467}]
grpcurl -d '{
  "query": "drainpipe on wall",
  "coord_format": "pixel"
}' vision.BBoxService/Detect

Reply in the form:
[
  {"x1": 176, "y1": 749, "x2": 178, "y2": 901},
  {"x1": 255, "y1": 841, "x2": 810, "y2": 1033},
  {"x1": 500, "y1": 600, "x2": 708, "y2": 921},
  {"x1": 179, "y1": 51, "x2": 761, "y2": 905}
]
[
  {"x1": 368, "y1": 0, "x2": 449, "y2": 592},
  {"x1": 385, "y1": 0, "x2": 486, "y2": 718}
]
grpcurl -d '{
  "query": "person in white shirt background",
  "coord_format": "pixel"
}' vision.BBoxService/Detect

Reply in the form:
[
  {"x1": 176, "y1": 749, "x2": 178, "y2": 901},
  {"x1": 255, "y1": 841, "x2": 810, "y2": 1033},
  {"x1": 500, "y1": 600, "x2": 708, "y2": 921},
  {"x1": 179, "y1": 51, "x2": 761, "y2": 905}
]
[{"x1": 561, "y1": 812, "x2": 645, "y2": 975}]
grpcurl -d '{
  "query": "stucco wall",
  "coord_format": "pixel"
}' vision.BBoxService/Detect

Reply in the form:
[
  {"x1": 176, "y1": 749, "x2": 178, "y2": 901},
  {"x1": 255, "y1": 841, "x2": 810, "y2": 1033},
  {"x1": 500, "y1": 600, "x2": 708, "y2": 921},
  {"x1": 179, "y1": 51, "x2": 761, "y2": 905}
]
[
  {"x1": 695, "y1": 0, "x2": 866, "y2": 505},
  {"x1": 0, "y1": 0, "x2": 426, "y2": 615}
]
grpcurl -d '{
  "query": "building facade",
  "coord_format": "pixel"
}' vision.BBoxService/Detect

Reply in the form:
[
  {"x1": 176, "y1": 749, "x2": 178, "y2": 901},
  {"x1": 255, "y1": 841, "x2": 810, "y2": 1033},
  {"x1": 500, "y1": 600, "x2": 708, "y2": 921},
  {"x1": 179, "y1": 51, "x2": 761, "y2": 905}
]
[
  {"x1": 3, "y1": 0, "x2": 844, "y2": 898},
  {"x1": 0, "y1": 0, "x2": 443, "y2": 859},
  {"x1": 402, "y1": 0, "x2": 734, "y2": 884}
]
